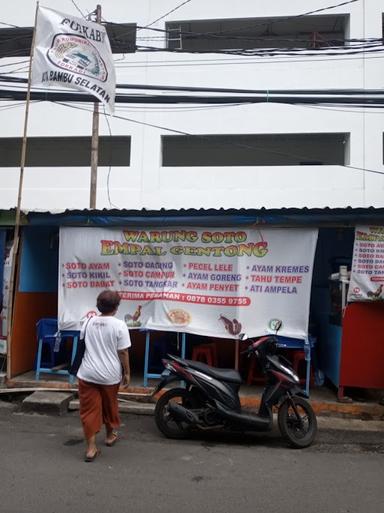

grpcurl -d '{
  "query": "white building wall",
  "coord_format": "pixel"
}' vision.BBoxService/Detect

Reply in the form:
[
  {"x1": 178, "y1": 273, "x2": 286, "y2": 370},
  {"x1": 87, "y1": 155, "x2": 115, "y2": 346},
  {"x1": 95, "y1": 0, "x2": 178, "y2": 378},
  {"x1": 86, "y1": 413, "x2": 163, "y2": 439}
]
[{"x1": 0, "y1": 0, "x2": 383, "y2": 210}]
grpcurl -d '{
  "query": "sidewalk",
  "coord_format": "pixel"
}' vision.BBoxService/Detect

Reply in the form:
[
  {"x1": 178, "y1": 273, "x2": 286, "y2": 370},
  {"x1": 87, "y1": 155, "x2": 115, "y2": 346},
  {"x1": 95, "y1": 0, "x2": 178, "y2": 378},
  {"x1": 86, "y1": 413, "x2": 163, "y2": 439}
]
[
  {"x1": 3, "y1": 374, "x2": 384, "y2": 422},
  {"x1": 238, "y1": 384, "x2": 384, "y2": 420}
]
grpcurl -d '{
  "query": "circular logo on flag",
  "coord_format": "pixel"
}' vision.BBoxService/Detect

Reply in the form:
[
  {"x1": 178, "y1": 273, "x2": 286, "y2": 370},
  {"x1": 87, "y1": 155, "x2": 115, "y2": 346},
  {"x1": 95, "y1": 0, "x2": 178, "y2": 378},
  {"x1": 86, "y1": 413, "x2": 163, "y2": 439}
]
[{"x1": 47, "y1": 33, "x2": 108, "y2": 82}]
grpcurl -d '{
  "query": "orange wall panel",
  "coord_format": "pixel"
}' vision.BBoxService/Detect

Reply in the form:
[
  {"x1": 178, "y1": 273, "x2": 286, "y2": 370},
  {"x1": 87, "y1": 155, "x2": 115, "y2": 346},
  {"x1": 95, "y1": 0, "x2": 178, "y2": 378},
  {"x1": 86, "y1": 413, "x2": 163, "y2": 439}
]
[{"x1": 11, "y1": 292, "x2": 57, "y2": 377}]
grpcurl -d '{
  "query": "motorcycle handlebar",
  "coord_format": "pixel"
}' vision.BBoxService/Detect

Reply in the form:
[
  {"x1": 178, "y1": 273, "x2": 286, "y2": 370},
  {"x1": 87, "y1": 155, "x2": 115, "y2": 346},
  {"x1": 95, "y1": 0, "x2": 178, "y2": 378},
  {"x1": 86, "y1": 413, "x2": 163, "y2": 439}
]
[
  {"x1": 240, "y1": 345, "x2": 254, "y2": 356},
  {"x1": 240, "y1": 335, "x2": 277, "y2": 356}
]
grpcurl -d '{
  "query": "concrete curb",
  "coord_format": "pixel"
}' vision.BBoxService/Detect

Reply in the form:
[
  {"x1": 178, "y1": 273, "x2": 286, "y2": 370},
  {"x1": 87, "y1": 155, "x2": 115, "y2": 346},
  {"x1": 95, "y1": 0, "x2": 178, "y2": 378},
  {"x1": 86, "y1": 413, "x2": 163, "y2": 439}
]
[
  {"x1": 68, "y1": 398, "x2": 155, "y2": 415},
  {"x1": 66, "y1": 397, "x2": 384, "y2": 428},
  {"x1": 239, "y1": 395, "x2": 384, "y2": 421},
  {"x1": 4, "y1": 382, "x2": 384, "y2": 421},
  {"x1": 21, "y1": 391, "x2": 74, "y2": 416},
  {"x1": 317, "y1": 416, "x2": 384, "y2": 432},
  {"x1": 0, "y1": 399, "x2": 18, "y2": 412}
]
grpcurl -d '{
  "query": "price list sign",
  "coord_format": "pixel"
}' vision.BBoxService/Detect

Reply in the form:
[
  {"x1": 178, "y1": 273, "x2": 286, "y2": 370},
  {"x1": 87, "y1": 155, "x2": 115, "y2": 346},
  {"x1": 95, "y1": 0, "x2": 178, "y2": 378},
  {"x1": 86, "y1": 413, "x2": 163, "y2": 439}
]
[
  {"x1": 348, "y1": 226, "x2": 384, "y2": 302},
  {"x1": 59, "y1": 226, "x2": 318, "y2": 339}
]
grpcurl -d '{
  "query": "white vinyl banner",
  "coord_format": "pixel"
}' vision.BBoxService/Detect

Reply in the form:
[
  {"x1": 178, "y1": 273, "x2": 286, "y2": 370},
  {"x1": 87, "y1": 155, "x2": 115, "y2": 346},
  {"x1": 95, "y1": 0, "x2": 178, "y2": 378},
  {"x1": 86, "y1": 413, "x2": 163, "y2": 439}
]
[
  {"x1": 348, "y1": 226, "x2": 384, "y2": 302},
  {"x1": 59, "y1": 227, "x2": 318, "y2": 339},
  {"x1": 0, "y1": 242, "x2": 14, "y2": 353},
  {"x1": 32, "y1": 6, "x2": 115, "y2": 113}
]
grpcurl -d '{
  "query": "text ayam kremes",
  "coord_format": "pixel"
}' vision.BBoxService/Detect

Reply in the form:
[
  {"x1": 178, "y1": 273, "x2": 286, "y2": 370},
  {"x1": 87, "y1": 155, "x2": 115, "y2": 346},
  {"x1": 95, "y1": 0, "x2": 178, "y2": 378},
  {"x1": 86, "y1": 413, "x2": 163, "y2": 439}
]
[{"x1": 41, "y1": 71, "x2": 111, "y2": 103}]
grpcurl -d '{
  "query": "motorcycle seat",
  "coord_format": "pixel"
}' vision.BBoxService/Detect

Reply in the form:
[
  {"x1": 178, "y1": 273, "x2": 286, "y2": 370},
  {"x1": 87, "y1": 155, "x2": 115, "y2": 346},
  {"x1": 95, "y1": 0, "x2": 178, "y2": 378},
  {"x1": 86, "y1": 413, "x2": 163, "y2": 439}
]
[{"x1": 183, "y1": 358, "x2": 242, "y2": 384}]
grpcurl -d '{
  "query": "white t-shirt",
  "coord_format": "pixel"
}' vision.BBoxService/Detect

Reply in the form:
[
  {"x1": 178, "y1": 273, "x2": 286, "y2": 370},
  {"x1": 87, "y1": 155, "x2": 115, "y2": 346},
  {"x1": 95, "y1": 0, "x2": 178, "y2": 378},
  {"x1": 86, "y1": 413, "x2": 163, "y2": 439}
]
[{"x1": 77, "y1": 315, "x2": 131, "y2": 385}]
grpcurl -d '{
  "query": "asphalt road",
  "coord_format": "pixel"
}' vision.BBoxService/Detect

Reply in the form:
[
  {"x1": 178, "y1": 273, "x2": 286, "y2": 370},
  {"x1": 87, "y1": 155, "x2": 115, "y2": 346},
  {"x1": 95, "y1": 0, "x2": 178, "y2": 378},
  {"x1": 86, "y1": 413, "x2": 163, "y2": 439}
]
[{"x1": 0, "y1": 405, "x2": 383, "y2": 513}]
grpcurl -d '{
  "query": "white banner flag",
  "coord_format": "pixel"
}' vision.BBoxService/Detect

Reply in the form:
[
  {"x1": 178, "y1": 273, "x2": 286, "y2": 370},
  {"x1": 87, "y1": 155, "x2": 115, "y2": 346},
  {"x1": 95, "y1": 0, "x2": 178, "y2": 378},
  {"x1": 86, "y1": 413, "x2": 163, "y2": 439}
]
[
  {"x1": 59, "y1": 227, "x2": 318, "y2": 340},
  {"x1": 32, "y1": 6, "x2": 115, "y2": 113},
  {"x1": 348, "y1": 226, "x2": 384, "y2": 302},
  {"x1": 0, "y1": 242, "x2": 14, "y2": 353}
]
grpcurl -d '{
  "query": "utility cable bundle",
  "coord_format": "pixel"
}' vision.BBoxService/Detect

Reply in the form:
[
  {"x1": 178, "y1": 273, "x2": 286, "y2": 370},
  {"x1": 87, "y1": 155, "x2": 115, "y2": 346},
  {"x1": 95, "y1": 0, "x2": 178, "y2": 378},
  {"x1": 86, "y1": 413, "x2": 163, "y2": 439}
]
[{"x1": 0, "y1": 73, "x2": 383, "y2": 108}]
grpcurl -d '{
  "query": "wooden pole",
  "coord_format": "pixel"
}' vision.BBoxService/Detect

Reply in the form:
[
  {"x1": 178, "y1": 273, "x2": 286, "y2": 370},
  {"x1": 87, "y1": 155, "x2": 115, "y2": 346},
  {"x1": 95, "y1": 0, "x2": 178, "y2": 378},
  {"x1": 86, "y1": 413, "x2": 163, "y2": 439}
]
[
  {"x1": 6, "y1": 2, "x2": 39, "y2": 379},
  {"x1": 89, "y1": 4, "x2": 101, "y2": 209}
]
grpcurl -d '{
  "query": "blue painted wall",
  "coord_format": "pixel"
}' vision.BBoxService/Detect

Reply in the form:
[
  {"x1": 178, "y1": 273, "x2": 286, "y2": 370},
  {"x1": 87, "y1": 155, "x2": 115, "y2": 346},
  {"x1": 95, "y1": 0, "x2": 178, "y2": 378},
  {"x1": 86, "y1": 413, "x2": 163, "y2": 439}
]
[
  {"x1": 310, "y1": 228, "x2": 353, "y2": 386},
  {"x1": 19, "y1": 227, "x2": 59, "y2": 293}
]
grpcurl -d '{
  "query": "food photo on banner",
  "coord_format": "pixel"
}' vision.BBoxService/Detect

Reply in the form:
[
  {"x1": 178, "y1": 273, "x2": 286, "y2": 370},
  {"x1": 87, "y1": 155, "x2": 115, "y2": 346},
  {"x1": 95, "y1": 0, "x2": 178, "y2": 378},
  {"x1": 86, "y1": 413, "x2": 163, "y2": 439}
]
[
  {"x1": 31, "y1": 6, "x2": 116, "y2": 113},
  {"x1": 348, "y1": 225, "x2": 384, "y2": 302},
  {"x1": 58, "y1": 227, "x2": 318, "y2": 339}
]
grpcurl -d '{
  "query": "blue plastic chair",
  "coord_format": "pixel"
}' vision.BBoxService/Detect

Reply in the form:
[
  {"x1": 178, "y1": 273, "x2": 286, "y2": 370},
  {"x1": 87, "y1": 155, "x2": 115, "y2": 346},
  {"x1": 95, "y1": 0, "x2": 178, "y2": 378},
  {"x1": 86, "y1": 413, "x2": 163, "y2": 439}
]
[
  {"x1": 35, "y1": 318, "x2": 79, "y2": 384},
  {"x1": 35, "y1": 318, "x2": 59, "y2": 380}
]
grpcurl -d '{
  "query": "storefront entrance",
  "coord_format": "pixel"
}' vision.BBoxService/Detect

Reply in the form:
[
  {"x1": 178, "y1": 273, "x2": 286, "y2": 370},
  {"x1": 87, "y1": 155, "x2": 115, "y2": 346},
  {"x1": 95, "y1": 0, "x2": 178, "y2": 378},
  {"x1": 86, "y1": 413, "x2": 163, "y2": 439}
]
[{"x1": 4, "y1": 210, "x2": 384, "y2": 400}]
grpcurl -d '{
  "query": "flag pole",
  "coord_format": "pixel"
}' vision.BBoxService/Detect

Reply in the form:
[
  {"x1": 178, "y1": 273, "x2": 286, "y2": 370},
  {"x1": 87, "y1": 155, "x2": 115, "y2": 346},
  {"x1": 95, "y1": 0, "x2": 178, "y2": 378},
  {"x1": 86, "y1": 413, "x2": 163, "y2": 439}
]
[
  {"x1": 89, "y1": 4, "x2": 102, "y2": 209},
  {"x1": 6, "y1": 1, "x2": 39, "y2": 379}
]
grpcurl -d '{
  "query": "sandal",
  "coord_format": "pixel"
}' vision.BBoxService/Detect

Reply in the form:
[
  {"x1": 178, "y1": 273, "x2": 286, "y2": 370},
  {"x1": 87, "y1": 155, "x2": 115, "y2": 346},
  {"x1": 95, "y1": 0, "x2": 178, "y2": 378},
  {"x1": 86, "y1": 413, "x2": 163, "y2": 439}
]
[
  {"x1": 84, "y1": 449, "x2": 100, "y2": 462},
  {"x1": 105, "y1": 431, "x2": 119, "y2": 447}
]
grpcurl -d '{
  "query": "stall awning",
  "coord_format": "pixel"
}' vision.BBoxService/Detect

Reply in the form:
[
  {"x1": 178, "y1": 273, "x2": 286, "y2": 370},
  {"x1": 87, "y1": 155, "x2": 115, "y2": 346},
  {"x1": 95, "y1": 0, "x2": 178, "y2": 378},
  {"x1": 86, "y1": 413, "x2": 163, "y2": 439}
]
[{"x1": 2, "y1": 207, "x2": 384, "y2": 227}]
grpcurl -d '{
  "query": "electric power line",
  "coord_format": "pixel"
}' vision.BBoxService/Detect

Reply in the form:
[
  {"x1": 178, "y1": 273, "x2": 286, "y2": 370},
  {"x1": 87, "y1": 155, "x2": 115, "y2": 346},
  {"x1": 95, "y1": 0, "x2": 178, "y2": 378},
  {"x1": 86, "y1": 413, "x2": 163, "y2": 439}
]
[
  {"x1": 70, "y1": 0, "x2": 86, "y2": 19},
  {"x1": 132, "y1": 0, "x2": 359, "y2": 39},
  {"x1": 102, "y1": 0, "x2": 361, "y2": 55},
  {"x1": 53, "y1": 100, "x2": 384, "y2": 178},
  {"x1": 144, "y1": 0, "x2": 193, "y2": 29},
  {"x1": 301, "y1": 104, "x2": 384, "y2": 114},
  {"x1": 0, "y1": 1, "x2": 378, "y2": 64},
  {"x1": 3, "y1": 87, "x2": 384, "y2": 106},
  {"x1": 99, "y1": 0, "x2": 358, "y2": 43},
  {"x1": 132, "y1": 35, "x2": 379, "y2": 44},
  {"x1": 0, "y1": 60, "x2": 29, "y2": 69},
  {"x1": 0, "y1": 0, "x2": 363, "y2": 54},
  {"x1": 0, "y1": 21, "x2": 18, "y2": 28},
  {"x1": 134, "y1": 41, "x2": 384, "y2": 58},
  {"x1": 108, "y1": 103, "x2": 244, "y2": 113},
  {"x1": 5, "y1": 32, "x2": 382, "y2": 61},
  {"x1": 184, "y1": 0, "x2": 359, "y2": 37},
  {"x1": 3, "y1": 41, "x2": 383, "y2": 62},
  {"x1": 0, "y1": 100, "x2": 37, "y2": 111},
  {"x1": 113, "y1": 52, "x2": 384, "y2": 68},
  {"x1": 2, "y1": 76, "x2": 384, "y2": 108},
  {"x1": 0, "y1": 66, "x2": 29, "y2": 75},
  {"x1": 3, "y1": 73, "x2": 384, "y2": 97},
  {"x1": 102, "y1": 104, "x2": 119, "y2": 208}
]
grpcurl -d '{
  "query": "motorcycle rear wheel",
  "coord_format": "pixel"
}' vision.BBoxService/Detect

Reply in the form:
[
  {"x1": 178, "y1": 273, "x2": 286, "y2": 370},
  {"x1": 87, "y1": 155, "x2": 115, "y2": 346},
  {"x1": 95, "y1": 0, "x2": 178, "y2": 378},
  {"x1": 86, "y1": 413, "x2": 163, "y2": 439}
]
[
  {"x1": 278, "y1": 396, "x2": 317, "y2": 448},
  {"x1": 155, "y1": 387, "x2": 196, "y2": 439}
]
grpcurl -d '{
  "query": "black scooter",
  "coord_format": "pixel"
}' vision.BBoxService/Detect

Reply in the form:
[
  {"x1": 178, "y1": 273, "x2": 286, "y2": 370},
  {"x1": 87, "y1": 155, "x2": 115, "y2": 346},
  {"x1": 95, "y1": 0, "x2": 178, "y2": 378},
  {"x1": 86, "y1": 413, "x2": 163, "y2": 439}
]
[{"x1": 153, "y1": 326, "x2": 317, "y2": 448}]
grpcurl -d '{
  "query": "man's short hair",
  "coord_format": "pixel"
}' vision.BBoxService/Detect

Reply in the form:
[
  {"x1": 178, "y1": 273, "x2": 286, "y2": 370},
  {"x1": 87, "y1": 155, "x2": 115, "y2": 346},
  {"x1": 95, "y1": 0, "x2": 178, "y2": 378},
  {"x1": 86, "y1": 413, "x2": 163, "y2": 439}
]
[{"x1": 96, "y1": 290, "x2": 121, "y2": 314}]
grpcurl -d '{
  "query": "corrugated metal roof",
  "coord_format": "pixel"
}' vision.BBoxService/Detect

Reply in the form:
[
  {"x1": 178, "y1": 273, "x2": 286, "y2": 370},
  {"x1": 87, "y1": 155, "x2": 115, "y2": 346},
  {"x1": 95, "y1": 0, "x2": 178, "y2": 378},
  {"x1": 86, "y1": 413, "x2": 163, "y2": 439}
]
[{"x1": 1, "y1": 206, "x2": 384, "y2": 227}]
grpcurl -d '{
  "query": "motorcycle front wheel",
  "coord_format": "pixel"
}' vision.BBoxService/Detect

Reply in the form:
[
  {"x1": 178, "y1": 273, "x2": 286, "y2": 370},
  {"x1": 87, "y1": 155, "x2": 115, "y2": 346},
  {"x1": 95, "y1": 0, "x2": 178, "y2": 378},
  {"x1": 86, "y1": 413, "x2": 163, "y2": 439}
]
[
  {"x1": 155, "y1": 387, "x2": 196, "y2": 439},
  {"x1": 278, "y1": 396, "x2": 317, "y2": 448}
]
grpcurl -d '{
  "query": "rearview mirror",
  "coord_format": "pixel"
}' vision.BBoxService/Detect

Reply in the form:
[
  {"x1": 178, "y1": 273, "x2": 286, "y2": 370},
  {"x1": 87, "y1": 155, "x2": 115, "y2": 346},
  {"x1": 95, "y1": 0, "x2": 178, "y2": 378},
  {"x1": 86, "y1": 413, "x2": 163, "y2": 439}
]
[
  {"x1": 274, "y1": 320, "x2": 282, "y2": 333},
  {"x1": 269, "y1": 318, "x2": 282, "y2": 333}
]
